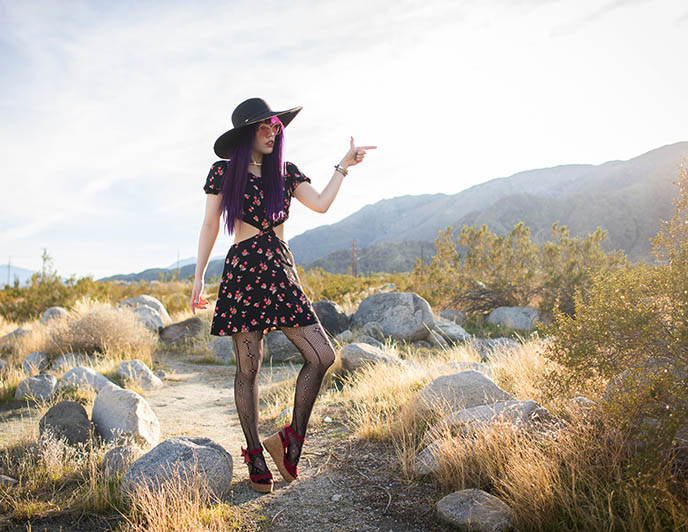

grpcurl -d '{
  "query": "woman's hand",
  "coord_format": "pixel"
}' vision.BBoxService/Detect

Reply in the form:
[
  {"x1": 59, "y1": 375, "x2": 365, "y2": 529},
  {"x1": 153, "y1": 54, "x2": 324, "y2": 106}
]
[
  {"x1": 190, "y1": 277, "x2": 208, "y2": 315},
  {"x1": 340, "y1": 136, "x2": 377, "y2": 169}
]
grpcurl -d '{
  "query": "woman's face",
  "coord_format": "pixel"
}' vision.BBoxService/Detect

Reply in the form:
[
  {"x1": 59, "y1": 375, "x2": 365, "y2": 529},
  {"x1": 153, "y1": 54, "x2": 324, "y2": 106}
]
[{"x1": 253, "y1": 116, "x2": 282, "y2": 155}]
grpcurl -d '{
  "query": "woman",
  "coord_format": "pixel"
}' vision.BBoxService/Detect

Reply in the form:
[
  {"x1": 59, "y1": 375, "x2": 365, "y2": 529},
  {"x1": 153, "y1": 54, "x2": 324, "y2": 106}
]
[{"x1": 189, "y1": 97, "x2": 376, "y2": 493}]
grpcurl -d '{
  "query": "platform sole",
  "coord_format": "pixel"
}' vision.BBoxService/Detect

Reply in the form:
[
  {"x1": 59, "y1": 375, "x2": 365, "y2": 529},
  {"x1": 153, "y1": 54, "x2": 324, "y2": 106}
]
[{"x1": 263, "y1": 432, "x2": 297, "y2": 483}]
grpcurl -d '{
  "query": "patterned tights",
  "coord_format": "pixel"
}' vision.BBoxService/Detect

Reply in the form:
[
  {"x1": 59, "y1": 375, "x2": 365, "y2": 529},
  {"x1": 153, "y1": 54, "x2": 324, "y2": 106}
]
[{"x1": 231, "y1": 321, "x2": 336, "y2": 479}]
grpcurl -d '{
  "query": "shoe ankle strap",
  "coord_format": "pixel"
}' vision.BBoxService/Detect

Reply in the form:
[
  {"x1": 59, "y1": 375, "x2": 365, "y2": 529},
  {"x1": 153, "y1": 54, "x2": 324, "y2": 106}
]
[
  {"x1": 283, "y1": 424, "x2": 305, "y2": 443},
  {"x1": 241, "y1": 445, "x2": 265, "y2": 463}
]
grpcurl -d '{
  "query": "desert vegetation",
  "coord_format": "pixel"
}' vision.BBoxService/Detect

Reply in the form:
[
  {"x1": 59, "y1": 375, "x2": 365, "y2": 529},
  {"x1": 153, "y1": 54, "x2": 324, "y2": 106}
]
[{"x1": 0, "y1": 162, "x2": 686, "y2": 531}]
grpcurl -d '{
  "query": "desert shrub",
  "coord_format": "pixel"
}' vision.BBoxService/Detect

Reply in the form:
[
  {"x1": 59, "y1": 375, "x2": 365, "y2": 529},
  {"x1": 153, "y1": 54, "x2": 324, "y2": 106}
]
[
  {"x1": 409, "y1": 219, "x2": 627, "y2": 318},
  {"x1": 538, "y1": 162, "x2": 688, "y2": 434}
]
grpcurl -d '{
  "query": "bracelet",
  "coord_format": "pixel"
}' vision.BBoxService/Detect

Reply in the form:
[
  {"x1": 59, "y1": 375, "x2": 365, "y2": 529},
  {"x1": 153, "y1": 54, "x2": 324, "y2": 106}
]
[{"x1": 334, "y1": 164, "x2": 348, "y2": 177}]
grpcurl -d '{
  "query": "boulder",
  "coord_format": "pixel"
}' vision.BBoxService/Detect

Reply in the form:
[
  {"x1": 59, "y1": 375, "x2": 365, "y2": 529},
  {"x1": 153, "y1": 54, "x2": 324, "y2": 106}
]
[
  {"x1": 486, "y1": 305, "x2": 547, "y2": 331},
  {"x1": 353, "y1": 334, "x2": 385, "y2": 349},
  {"x1": 208, "y1": 336, "x2": 235, "y2": 364},
  {"x1": 439, "y1": 308, "x2": 466, "y2": 326},
  {"x1": 0, "y1": 475, "x2": 17, "y2": 486},
  {"x1": 438, "y1": 361, "x2": 495, "y2": 378},
  {"x1": 116, "y1": 360, "x2": 163, "y2": 390},
  {"x1": 339, "y1": 343, "x2": 403, "y2": 373},
  {"x1": 102, "y1": 445, "x2": 144, "y2": 479},
  {"x1": 120, "y1": 436, "x2": 233, "y2": 502},
  {"x1": 426, "y1": 328, "x2": 450, "y2": 350},
  {"x1": 334, "y1": 329, "x2": 354, "y2": 344},
  {"x1": 38, "y1": 401, "x2": 93, "y2": 446},
  {"x1": 1, "y1": 327, "x2": 32, "y2": 343},
  {"x1": 265, "y1": 330, "x2": 301, "y2": 362},
  {"x1": 414, "y1": 438, "x2": 452, "y2": 476},
  {"x1": 14, "y1": 374, "x2": 57, "y2": 401},
  {"x1": 466, "y1": 338, "x2": 521, "y2": 362},
  {"x1": 361, "y1": 321, "x2": 385, "y2": 342},
  {"x1": 351, "y1": 292, "x2": 434, "y2": 342},
  {"x1": 159, "y1": 317, "x2": 204, "y2": 345},
  {"x1": 91, "y1": 384, "x2": 160, "y2": 447},
  {"x1": 312, "y1": 300, "x2": 350, "y2": 336},
  {"x1": 433, "y1": 318, "x2": 472, "y2": 344},
  {"x1": 436, "y1": 488, "x2": 513, "y2": 531},
  {"x1": 39, "y1": 306, "x2": 70, "y2": 324},
  {"x1": 58, "y1": 366, "x2": 114, "y2": 393},
  {"x1": 23, "y1": 351, "x2": 50, "y2": 374},
  {"x1": 117, "y1": 295, "x2": 172, "y2": 326},
  {"x1": 439, "y1": 399, "x2": 556, "y2": 435},
  {"x1": 50, "y1": 352, "x2": 97, "y2": 373},
  {"x1": 415, "y1": 370, "x2": 514, "y2": 415},
  {"x1": 132, "y1": 306, "x2": 165, "y2": 332}
]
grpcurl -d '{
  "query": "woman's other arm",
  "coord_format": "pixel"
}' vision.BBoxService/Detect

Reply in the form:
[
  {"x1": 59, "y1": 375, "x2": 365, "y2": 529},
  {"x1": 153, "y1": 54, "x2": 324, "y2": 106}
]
[{"x1": 190, "y1": 194, "x2": 223, "y2": 313}]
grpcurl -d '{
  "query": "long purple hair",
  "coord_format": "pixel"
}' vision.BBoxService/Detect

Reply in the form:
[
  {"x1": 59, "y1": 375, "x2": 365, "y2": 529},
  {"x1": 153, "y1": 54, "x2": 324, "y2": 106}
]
[{"x1": 220, "y1": 116, "x2": 286, "y2": 237}]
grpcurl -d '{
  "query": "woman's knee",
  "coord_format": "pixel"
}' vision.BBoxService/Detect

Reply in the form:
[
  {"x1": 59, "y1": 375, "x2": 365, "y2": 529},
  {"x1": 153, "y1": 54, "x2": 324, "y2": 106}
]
[{"x1": 319, "y1": 343, "x2": 336, "y2": 370}]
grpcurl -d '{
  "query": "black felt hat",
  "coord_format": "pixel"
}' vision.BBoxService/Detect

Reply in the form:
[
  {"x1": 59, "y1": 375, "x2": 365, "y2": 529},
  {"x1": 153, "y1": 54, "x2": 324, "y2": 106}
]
[{"x1": 213, "y1": 97, "x2": 302, "y2": 158}]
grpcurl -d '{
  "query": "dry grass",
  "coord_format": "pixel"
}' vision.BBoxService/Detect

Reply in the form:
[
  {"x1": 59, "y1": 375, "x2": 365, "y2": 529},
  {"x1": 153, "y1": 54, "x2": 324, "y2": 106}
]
[{"x1": 314, "y1": 336, "x2": 688, "y2": 531}]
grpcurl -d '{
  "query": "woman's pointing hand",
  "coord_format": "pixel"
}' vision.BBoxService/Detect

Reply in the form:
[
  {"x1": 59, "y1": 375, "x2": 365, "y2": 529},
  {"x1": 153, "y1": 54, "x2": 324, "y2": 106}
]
[{"x1": 340, "y1": 136, "x2": 377, "y2": 168}]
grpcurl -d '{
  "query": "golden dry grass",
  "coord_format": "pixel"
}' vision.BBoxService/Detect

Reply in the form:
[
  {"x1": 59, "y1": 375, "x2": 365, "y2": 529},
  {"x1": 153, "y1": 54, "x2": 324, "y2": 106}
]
[{"x1": 310, "y1": 336, "x2": 688, "y2": 531}]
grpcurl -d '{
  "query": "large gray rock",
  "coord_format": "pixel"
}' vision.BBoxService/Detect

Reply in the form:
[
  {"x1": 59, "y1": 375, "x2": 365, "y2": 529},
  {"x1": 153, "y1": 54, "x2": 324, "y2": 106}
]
[
  {"x1": 436, "y1": 488, "x2": 513, "y2": 531},
  {"x1": 265, "y1": 330, "x2": 301, "y2": 362},
  {"x1": 486, "y1": 305, "x2": 547, "y2": 331},
  {"x1": 116, "y1": 360, "x2": 163, "y2": 390},
  {"x1": 50, "y1": 352, "x2": 97, "y2": 373},
  {"x1": 426, "y1": 328, "x2": 450, "y2": 350},
  {"x1": 339, "y1": 342, "x2": 403, "y2": 373},
  {"x1": 415, "y1": 371, "x2": 514, "y2": 415},
  {"x1": 92, "y1": 384, "x2": 160, "y2": 447},
  {"x1": 39, "y1": 306, "x2": 70, "y2": 324},
  {"x1": 14, "y1": 374, "x2": 57, "y2": 401},
  {"x1": 23, "y1": 351, "x2": 50, "y2": 374},
  {"x1": 58, "y1": 366, "x2": 114, "y2": 393},
  {"x1": 132, "y1": 306, "x2": 165, "y2": 332},
  {"x1": 439, "y1": 399, "x2": 556, "y2": 435},
  {"x1": 439, "y1": 309, "x2": 466, "y2": 326},
  {"x1": 361, "y1": 321, "x2": 385, "y2": 342},
  {"x1": 352, "y1": 292, "x2": 434, "y2": 342},
  {"x1": 120, "y1": 437, "x2": 233, "y2": 503},
  {"x1": 38, "y1": 401, "x2": 93, "y2": 446},
  {"x1": 466, "y1": 338, "x2": 521, "y2": 362},
  {"x1": 1, "y1": 327, "x2": 32, "y2": 343},
  {"x1": 208, "y1": 336, "x2": 235, "y2": 364},
  {"x1": 438, "y1": 361, "x2": 495, "y2": 378},
  {"x1": 353, "y1": 334, "x2": 385, "y2": 349},
  {"x1": 159, "y1": 317, "x2": 204, "y2": 345},
  {"x1": 334, "y1": 329, "x2": 354, "y2": 344},
  {"x1": 414, "y1": 438, "x2": 452, "y2": 476},
  {"x1": 102, "y1": 445, "x2": 144, "y2": 479},
  {"x1": 117, "y1": 295, "x2": 172, "y2": 326},
  {"x1": 433, "y1": 318, "x2": 472, "y2": 344},
  {"x1": 313, "y1": 300, "x2": 350, "y2": 336}
]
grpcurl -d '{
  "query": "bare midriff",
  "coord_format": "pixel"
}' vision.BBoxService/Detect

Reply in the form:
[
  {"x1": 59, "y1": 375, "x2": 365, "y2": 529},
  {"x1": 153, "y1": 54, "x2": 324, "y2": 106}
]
[{"x1": 233, "y1": 219, "x2": 286, "y2": 246}]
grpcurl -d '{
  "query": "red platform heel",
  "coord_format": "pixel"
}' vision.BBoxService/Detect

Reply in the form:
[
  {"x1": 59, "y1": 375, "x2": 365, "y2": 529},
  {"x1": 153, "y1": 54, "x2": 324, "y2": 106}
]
[
  {"x1": 263, "y1": 424, "x2": 305, "y2": 482},
  {"x1": 241, "y1": 445, "x2": 274, "y2": 493}
]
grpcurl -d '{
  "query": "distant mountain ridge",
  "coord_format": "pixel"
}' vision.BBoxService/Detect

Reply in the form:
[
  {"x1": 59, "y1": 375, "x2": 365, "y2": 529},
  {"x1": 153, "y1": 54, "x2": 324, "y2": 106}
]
[
  {"x1": 288, "y1": 141, "x2": 688, "y2": 267},
  {"x1": 96, "y1": 141, "x2": 687, "y2": 282}
]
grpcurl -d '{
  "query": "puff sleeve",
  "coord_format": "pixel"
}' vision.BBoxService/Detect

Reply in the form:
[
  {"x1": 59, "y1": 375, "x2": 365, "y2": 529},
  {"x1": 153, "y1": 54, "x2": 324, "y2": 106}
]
[
  {"x1": 203, "y1": 160, "x2": 227, "y2": 195},
  {"x1": 286, "y1": 161, "x2": 311, "y2": 195}
]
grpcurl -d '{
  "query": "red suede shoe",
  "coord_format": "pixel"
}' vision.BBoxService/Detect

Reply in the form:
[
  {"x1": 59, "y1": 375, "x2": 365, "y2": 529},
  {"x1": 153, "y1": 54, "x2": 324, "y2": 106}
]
[
  {"x1": 241, "y1": 445, "x2": 274, "y2": 493},
  {"x1": 263, "y1": 424, "x2": 305, "y2": 482}
]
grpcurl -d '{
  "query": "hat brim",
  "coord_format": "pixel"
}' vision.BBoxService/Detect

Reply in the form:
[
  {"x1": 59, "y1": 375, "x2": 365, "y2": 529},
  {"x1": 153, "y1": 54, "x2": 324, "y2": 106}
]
[{"x1": 213, "y1": 106, "x2": 302, "y2": 159}]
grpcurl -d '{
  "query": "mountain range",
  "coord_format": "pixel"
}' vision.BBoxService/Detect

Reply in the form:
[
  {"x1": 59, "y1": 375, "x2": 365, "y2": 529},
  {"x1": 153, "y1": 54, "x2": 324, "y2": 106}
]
[{"x1": 17, "y1": 141, "x2": 682, "y2": 284}]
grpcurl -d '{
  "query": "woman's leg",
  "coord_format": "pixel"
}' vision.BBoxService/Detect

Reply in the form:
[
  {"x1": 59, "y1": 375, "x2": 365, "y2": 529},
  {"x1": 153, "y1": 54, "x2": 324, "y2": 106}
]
[
  {"x1": 232, "y1": 329, "x2": 270, "y2": 479},
  {"x1": 279, "y1": 321, "x2": 336, "y2": 466}
]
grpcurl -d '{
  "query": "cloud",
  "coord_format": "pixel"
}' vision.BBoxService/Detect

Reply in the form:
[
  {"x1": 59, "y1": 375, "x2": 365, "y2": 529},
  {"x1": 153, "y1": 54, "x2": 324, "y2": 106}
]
[{"x1": 550, "y1": 0, "x2": 650, "y2": 36}]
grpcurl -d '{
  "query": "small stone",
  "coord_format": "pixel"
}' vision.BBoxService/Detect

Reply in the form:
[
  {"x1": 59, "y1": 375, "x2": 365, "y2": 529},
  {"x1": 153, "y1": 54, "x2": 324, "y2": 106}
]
[
  {"x1": 323, "y1": 416, "x2": 333, "y2": 423},
  {"x1": 331, "y1": 493, "x2": 342, "y2": 502}
]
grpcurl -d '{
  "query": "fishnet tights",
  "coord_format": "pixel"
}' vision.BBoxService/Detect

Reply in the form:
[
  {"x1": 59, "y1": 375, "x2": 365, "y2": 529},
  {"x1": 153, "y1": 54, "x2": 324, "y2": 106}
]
[{"x1": 232, "y1": 321, "x2": 335, "y2": 479}]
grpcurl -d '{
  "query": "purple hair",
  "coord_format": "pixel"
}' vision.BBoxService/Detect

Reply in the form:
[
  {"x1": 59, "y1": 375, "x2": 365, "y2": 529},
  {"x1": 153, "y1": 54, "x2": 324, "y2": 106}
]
[{"x1": 220, "y1": 116, "x2": 286, "y2": 237}]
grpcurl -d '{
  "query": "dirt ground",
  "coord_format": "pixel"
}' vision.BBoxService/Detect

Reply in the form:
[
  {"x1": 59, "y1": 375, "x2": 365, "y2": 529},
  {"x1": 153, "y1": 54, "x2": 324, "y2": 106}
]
[{"x1": 1, "y1": 350, "x2": 449, "y2": 532}]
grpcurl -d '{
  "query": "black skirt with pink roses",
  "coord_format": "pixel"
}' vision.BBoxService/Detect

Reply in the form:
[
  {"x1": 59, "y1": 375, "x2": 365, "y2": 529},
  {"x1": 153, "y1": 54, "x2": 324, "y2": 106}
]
[{"x1": 210, "y1": 226, "x2": 320, "y2": 336}]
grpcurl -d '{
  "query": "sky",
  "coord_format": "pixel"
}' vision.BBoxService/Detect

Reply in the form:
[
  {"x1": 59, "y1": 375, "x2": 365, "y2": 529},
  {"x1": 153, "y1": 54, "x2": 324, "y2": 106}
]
[{"x1": 1, "y1": 0, "x2": 687, "y2": 281}]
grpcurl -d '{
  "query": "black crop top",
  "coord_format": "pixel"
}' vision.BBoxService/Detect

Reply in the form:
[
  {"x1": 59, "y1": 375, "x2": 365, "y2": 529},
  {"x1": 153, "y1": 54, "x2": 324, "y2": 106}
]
[{"x1": 203, "y1": 160, "x2": 311, "y2": 230}]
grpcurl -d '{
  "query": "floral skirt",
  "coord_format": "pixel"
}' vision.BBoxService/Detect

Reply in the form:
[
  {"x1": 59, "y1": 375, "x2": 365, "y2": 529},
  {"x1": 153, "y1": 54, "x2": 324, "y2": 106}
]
[{"x1": 210, "y1": 227, "x2": 319, "y2": 336}]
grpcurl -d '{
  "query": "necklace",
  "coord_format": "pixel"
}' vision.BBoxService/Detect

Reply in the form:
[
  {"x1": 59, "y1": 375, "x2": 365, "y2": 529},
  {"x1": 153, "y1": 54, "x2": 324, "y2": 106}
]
[{"x1": 250, "y1": 159, "x2": 262, "y2": 166}]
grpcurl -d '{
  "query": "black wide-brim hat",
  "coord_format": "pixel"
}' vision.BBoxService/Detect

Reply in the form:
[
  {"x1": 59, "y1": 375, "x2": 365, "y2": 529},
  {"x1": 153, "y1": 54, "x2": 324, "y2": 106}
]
[{"x1": 213, "y1": 97, "x2": 302, "y2": 159}]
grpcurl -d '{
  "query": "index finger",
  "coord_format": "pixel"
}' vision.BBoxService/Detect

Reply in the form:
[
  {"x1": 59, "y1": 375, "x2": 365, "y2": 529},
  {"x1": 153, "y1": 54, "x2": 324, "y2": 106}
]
[{"x1": 358, "y1": 145, "x2": 377, "y2": 149}]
